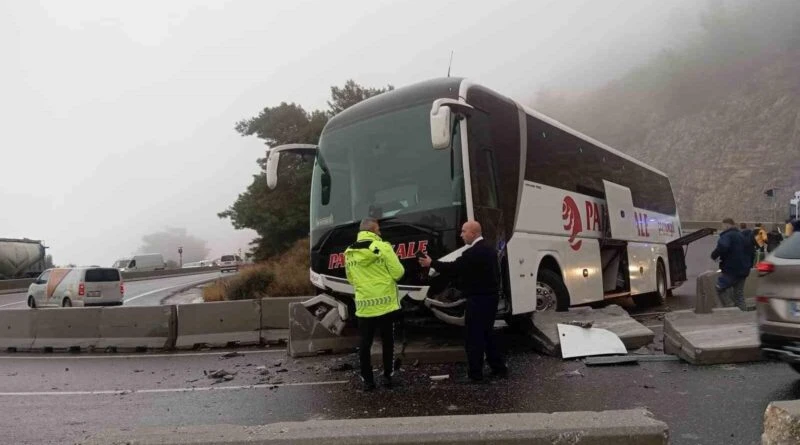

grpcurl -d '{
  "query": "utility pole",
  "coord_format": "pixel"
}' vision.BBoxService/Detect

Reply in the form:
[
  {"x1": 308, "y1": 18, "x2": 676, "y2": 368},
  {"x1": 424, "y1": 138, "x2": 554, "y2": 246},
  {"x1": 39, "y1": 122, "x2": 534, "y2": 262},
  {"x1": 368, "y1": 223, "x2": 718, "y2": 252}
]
[{"x1": 178, "y1": 246, "x2": 183, "y2": 268}]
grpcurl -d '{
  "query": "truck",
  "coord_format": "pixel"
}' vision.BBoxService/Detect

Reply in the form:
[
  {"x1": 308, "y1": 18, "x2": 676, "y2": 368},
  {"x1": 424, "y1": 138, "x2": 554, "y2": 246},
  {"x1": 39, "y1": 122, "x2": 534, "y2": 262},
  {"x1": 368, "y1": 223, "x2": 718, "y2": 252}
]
[
  {"x1": 0, "y1": 238, "x2": 46, "y2": 279},
  {"x1": 265, "y1": 77, "x2": 709, "y2": 330}
]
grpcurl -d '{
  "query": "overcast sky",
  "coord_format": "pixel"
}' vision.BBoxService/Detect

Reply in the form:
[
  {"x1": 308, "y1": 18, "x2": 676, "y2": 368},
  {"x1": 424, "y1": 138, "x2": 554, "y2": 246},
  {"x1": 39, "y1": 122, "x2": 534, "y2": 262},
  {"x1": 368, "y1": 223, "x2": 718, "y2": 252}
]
[{"x1": 1, "y1": 0, "x2": 702, "y2": 266}]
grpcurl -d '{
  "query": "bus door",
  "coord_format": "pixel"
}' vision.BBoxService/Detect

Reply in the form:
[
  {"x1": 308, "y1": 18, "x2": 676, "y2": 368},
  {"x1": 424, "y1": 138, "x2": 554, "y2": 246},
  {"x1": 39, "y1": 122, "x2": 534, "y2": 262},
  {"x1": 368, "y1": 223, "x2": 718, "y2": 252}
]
[{"x1": 602, "y1": 180, "x2": 636, "y2": 240}]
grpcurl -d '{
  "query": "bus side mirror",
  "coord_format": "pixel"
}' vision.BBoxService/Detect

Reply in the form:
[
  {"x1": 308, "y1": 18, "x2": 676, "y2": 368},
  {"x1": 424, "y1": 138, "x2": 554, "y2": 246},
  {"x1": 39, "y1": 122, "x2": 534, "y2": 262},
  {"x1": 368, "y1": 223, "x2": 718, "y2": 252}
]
[
  {"x1": 430, "y1": 98, "x2": 474, "y2": 150},
  {"x1": 265, "y1": 144, "x2": 319, "y2": 190},
  {"x1": 266, "y1": 150, "x2": 281, "y2": 189}
]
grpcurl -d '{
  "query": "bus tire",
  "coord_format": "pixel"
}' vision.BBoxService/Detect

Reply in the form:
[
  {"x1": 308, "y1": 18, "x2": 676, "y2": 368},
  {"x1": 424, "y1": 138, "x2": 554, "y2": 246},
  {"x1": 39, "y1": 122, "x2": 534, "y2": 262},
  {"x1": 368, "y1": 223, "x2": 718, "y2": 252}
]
[
  {"x1": 633, "y1": 260, "x2": 667, "y2": 308},
  {"x1": 537, "y1": 268, "x2": 570, "y2": 312}
]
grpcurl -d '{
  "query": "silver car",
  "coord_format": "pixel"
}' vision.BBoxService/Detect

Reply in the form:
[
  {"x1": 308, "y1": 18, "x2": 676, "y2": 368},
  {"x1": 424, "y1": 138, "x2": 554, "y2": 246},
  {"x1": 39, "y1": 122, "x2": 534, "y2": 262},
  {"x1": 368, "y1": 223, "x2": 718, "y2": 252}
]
[{"x1": 756, "y1": 233, "x2": 800, "y2": 372}]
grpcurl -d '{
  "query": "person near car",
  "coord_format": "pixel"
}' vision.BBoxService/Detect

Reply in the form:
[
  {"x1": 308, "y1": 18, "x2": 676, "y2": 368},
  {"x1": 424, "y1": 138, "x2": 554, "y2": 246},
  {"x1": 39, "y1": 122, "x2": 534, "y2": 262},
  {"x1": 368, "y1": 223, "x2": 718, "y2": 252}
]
[
  {"x1": 754, "y1": 223, "x2": 768, "y2": 263},
  {"x1": 785, "y1": 219, "x2": 795, "y2": 238},
  {"x1": 767, "y1": 226, "x2": 783, "y2": 252},
  {"x1": 344, "y1": 218, "x2": 404, "y2": 391},
  {"x1": 418, "y1": 220, "x2": 508, "y2": 383},
  {"x1": 711, "y1": 218, "x2": 752, "y2": 310}
]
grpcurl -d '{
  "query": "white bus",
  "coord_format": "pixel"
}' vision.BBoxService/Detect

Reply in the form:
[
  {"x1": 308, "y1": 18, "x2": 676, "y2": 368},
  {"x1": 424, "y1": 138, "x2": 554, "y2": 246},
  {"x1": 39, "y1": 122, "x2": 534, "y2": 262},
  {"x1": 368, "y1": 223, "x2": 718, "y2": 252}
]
[{"x1": 266, "y1": 78, "x2": 707, "y2": 326}]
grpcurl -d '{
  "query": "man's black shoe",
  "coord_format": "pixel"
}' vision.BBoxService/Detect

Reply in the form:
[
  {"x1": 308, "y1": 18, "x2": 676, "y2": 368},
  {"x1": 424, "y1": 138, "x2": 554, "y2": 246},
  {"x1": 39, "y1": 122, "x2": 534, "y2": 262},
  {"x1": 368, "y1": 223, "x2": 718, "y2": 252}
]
[
  {"x1": 382, "y1": 375, "x2": 394, "y2": 389},
  {"x1": 458, "y1": 375, "x2": 488, "y2": 385},
  {"x1": 491, "y1": 368, "x2": 509, "y2": 379}
]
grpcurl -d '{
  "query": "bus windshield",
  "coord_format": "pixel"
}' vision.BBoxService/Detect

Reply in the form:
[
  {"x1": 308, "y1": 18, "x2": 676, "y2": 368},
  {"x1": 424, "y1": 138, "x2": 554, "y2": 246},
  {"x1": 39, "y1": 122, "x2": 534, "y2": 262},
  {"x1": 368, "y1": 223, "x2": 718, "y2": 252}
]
[{"x1": 310, "y1": 103, "x2": 464, "y2": 239}]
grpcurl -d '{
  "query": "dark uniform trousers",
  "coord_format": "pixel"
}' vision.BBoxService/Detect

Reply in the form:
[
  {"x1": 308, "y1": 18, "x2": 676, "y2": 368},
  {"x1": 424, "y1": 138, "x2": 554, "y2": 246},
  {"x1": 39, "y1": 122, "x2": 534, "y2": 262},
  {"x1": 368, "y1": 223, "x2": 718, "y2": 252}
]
[
  {"x1": 465, "y1": 294, "x2": 505, "y2": 379},
  {"x1": 357, "y1": 311, "x2": 396, "y2": 384}
]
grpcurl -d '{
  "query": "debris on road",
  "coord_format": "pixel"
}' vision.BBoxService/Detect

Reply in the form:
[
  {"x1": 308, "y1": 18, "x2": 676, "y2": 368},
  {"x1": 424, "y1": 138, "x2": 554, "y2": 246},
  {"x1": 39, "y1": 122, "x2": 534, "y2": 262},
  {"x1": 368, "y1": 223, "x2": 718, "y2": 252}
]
[
  {"x1": 205, "y1": 369, "x2": 236, "y2": 379},
  {"x1": 557, "y1": 369, "x2": 584, "y2": 378},
  {"x1": 276, "y1": 368, "x2": 288, "y2": 373},
  {"x1": 329, "y1": 362, "x2": 354, "y2": 372},
  {"x1": 558, "y1": 323, "x2": 627, "y2": 359},
  {"x1": 430, "y1": 374, "x2": 449, "y2": 381},
  {"x1": 565, "y1": 320, "x2": 594, "y2": 329},
  {"x1": 224, "y1": 375, "x2": 235, "y2": 381},
  {"x1": 584, "y1": 356, "x2": 639, "y2": 366},
  {"x1": 220, "y1": 351, "x2": 244, "y2": 359}
]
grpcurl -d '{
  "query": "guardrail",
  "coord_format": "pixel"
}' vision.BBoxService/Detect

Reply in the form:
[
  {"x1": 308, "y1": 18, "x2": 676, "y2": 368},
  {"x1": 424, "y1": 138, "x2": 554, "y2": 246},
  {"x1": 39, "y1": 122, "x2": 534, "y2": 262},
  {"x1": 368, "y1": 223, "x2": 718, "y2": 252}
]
[
  {"x1": 0, "y1": 296, "x2": 310, "y2": 352},
  {"x1": 0, "y1": 266, "x2": 222, "y2": 295}
]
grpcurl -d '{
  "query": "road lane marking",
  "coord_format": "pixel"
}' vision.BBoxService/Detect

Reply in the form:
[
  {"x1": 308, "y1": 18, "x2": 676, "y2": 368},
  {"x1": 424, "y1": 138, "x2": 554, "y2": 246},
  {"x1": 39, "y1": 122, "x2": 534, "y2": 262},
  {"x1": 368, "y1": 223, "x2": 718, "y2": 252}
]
[
  {"x1": 0, "y1": 380, "x2": 348, "y2": 397},
  {"x1": 0, "y1": 300, "x2": 25, "y2": 308},
  {"x1": 0, "y1": 349, "x2": 286, "y2": 360},
  {"x1": 124, "y1": 275, "x2": 219, "y2": 303}
]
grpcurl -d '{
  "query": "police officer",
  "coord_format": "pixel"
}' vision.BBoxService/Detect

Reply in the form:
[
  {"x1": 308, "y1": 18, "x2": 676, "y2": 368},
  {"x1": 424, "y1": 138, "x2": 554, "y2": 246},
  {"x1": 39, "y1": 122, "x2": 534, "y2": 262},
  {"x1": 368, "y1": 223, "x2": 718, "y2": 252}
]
[
  {"x1": 344, "y1": 218, "x2": 404, "y2": 391},
  {"x1": 418, "y1": 220, "x2": 508, "y2": 383}
]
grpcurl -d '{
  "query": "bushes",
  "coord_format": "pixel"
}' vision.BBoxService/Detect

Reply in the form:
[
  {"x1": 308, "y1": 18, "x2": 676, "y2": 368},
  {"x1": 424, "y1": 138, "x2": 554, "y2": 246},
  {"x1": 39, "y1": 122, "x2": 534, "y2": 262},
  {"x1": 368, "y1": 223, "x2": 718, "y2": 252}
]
[{"x1": 203, "y1": 238, "x2": 314, "y2": 302}]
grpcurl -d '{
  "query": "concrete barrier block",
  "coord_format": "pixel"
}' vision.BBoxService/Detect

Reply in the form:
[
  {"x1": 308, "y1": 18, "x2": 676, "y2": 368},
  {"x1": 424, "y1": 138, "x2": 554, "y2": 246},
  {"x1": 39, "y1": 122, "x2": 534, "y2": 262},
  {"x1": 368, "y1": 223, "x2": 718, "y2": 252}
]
[
  {"x1": 260, "y1": 296, "x2": 311, "y2": 330},
  {"x1": 663, "y1": 308, "x2": 762, "y2": 365},
  {"x1": 82, "y1": 409, "x2": 669, "y2": 444},
  {"x1": 763, "y1": 400, "x2": 800, "y2": 445},
  {"x1": 288, "y1": 302, "x2": 359, "y2": 357},
  {"x1": 97, "y1": 305, "x2": 176, "y2": 350},
  {"x1": 531, "y1": 304, "x2": 654, "y2": 356},
  {"x1": 695, "y1": 270, "x2": 720, "y2": 313},
  {"x1": 175, "y1": 300, "x2": 261, "y2": 349},
  {"x1": 31, "y1": 307, "x2": 102, "y2": 350},
  {"x1": 0, "y1": 309, "x2": 37, "y2": 351}
]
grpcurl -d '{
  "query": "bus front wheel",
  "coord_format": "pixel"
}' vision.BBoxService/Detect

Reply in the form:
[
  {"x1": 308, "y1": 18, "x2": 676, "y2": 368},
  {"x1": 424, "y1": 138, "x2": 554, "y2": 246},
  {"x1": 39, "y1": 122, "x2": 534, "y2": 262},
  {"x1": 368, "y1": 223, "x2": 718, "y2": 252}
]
[{"x1": 537, "y1": 269, "x2": 570, "y2": 312}]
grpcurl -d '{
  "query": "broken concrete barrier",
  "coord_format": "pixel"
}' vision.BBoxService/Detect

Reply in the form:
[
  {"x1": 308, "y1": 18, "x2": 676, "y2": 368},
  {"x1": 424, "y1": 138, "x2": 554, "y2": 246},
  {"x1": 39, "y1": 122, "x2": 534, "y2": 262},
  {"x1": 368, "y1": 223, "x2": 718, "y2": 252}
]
[
  {"x1": 97, "y1": 305, "x2": 176, "y2": 351},
  {"x1": 0, "y1": 309, "x2": 37, "y2": 351},
  {"x1": 288, "y1": 302, "x2": 359, "y2": 357},
  {"x1": 531, "y1": 304, "x2": 654, "y2": 356},
  {"x1": 175, "y1": 300, "x2": 261, "y2": 349},
  {"x1": 763, "y1": 400, "x2": 800, "y2": 445},
  {"x1": 260, "y1": 296, "x2": 311, "y2": 329},
  {"x1": 82, "y1": 409, "x2": 669, "y2": 444},
  {"x1": 663, "y1": 307, "x2": 762, "y2": 365}
]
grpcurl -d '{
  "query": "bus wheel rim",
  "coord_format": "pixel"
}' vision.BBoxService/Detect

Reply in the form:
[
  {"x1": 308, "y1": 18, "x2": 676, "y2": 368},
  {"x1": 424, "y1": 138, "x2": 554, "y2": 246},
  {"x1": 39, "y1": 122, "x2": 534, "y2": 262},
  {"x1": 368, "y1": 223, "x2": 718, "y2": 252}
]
[{"x1": 536, "y1": 282, "x2": 556, "y2": 311}]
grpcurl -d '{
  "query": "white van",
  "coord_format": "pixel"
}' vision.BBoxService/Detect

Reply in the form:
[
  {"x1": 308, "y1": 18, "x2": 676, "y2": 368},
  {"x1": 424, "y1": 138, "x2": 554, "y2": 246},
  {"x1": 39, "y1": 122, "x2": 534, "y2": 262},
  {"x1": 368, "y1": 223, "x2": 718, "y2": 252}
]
[
  {"x1": 27, "y1": 267, "x2": 125, "y2": 308},
  {"x1": 112, "y1": 253, "x2": 165, "y2": 272},
  {"x1": 218, "y1": 255, "x2": 243, "y2": 273}
]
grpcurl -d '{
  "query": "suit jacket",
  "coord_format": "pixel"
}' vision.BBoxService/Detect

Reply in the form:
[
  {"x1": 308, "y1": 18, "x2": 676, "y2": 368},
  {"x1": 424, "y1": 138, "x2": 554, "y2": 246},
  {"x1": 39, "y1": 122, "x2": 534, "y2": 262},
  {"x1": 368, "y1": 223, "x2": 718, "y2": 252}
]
[{"x1": 431, "y1": 238, "x2": 500, "y2": 297}]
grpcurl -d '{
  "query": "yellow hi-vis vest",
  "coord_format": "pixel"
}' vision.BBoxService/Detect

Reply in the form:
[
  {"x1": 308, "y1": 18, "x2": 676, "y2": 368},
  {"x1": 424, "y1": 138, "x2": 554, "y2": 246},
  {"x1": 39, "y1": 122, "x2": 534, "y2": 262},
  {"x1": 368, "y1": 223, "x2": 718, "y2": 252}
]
[{"x1": 344, "y1": 231, "x2": 404, "y2": 318}]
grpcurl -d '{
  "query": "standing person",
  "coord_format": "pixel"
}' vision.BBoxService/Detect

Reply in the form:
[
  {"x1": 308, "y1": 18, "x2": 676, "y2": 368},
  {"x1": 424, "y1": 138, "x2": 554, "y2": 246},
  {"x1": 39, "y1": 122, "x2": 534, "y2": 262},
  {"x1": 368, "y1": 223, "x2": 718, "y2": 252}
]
[
  {"x1": 754, "y1": 223, "x2": 768, "y2": 263},
  {"x1": 344, "y1": 218, "x2": 404, "y2": 391},
  {"x1": 767, "y1": 226, "x2": 783, "y2": 252},
  {"x1": 711, "y1": 218, "x2": 751, "y2": 311},
  {"x1": 418, "y1": 221, "x2": 508, "y2": 383},
  {"x1": 739, "y1": 223, "x2": 755, "y2": 267},
  {"x1": 785, "y1": 219, "x2": 795, "y2": 239}
]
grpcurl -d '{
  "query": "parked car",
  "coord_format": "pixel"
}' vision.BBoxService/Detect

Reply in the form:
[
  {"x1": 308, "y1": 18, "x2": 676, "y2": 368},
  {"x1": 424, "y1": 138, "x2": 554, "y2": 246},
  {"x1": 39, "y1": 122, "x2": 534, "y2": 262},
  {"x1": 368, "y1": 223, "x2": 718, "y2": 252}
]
[
  {"x1": 27, "y1": 267, "x2": 125, "y2": 308},
  {"x1": 112, "y1": 253, "x2": 165, "y2": 272},
  {"x1": 218, "y1": 255, "x2": 243, "y2": 273},
  {"x1": 756, "y1": 233, "x2": 800, "y2": 372}
]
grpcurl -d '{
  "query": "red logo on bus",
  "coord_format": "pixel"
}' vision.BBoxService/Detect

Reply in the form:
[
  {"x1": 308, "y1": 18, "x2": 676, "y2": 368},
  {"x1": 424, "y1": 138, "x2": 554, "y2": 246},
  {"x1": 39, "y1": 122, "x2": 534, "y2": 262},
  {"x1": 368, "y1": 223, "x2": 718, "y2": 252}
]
[{"x1": 562, "y1": 196, "x2": 583, "y2": 251}]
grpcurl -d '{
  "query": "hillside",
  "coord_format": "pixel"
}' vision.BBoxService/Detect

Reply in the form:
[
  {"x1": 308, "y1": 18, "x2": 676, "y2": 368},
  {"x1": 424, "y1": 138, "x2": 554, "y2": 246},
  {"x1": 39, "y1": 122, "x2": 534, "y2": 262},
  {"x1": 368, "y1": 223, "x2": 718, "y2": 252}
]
[{"x1": 533, "y1": 0, "x2": 800, "y2": 222}]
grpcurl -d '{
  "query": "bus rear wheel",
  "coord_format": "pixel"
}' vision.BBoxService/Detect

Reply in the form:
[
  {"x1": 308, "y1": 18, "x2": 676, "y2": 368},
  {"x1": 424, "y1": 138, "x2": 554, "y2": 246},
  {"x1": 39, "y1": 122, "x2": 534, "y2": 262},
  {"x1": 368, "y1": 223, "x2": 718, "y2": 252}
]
[
  {"x1": 633, "y1": 261, "x2": 667, "y2": 308},
  {"x1": 537, "y1": 269, "x2": 570, "y2": 312}
]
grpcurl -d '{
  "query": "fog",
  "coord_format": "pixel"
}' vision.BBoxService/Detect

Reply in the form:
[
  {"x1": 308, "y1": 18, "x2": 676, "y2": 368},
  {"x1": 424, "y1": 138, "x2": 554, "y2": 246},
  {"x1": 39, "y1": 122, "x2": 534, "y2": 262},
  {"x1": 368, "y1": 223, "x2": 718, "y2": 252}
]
[{"x1": 0, "y1": 0, "x2": 704, "y2": 266}]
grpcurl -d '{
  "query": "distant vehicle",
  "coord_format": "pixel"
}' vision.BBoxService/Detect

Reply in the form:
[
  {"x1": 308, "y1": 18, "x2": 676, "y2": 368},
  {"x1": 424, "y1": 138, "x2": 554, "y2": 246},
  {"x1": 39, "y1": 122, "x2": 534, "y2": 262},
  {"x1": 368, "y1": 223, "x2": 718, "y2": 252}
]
[
  {"x1": 0, "y1": 238, "x2": 46, "y2": 279},
  {"x1": 112, "y1": 254, "x2": 165, "y2": 272},
  {"x1": 218, "y1": 255, "x2": 243, "y2": 273},
  {"x1": 757, "y1": 233, "x2": 800, "y2": 372},
  {"x1": 27, "y1": 267, "x2": 125, "y2": 308},
  {"x1": 790, "y1": 191, "x2": 799, "y2": 221},
  {"x1": 182, "y1": 259, "x2": 215, "y2": 268}
]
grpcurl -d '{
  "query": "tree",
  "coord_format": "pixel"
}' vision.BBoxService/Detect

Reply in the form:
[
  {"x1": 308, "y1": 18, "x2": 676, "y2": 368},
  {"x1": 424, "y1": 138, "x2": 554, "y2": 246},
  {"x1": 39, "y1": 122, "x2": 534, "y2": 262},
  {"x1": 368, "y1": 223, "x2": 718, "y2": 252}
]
[
  {"x1": 220, "y1": 80, "x2": 393, "y2": 260},
  {"x1": 327, "y1": 80, "x2": 394, "y2": 114},
  {"x1": 44, "y1": 254, "x2": 54, "y2": 269},
  {"x1": 138, "y1": 228, "x2": 210, "y2": 264}
]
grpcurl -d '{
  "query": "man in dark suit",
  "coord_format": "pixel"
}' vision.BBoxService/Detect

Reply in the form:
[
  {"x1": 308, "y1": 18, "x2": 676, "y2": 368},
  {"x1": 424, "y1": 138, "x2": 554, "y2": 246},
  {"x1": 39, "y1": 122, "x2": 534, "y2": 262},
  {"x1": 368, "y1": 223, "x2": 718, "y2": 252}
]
[{"x1": 418, "y1": 220, "x2": 507, "y2": 382}]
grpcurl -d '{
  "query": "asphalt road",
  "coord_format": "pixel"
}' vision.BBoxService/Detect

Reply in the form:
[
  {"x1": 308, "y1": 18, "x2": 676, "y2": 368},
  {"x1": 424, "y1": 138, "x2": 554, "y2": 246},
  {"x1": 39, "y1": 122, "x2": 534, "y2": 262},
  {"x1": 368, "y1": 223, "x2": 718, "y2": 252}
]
[
  {"x1": 0, "y1": 271, "x2": 222, "y2": 309},
  {"x1": 0, "y1": 341, "x2": 795, "y2": 445}
]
